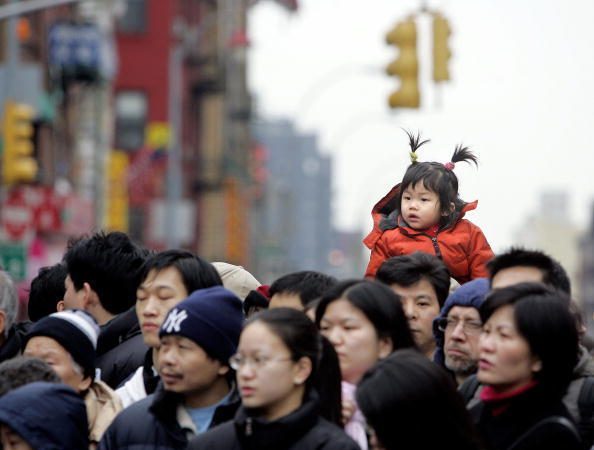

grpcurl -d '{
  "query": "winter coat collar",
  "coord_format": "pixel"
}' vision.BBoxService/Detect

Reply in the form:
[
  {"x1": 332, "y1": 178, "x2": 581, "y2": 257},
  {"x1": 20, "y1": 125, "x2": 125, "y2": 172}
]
[
  {"x1": 234, "y1": 390, "x2": 320, "y2": 450},
  {"x1": 149, "y1": 382, "x2": 241, "y2": 443},
  {"x1": 85, "y1": 380, "x2": 123, "y2": 445},
  {"x1": 96, "y1": 307, "x2": 141, "y2": 356}
]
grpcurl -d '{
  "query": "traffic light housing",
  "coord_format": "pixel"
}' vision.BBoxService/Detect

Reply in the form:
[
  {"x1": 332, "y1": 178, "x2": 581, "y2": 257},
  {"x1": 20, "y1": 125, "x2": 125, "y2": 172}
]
[
  {"x1": 2, "y1": 101, "x2": 37, "y2": 185},
  {"x1": 433, "y1": 13, "x2": 452, "y2": 82},
  {"x1": 386, "y1": 17, "x2": 419, "y2": 109}
]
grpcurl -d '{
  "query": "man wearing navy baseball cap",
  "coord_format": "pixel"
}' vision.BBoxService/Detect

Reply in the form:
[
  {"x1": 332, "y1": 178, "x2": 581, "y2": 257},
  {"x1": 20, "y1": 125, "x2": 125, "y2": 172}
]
[{"x1": 99, "y1": 286, "x2": 244, "y2": 450}]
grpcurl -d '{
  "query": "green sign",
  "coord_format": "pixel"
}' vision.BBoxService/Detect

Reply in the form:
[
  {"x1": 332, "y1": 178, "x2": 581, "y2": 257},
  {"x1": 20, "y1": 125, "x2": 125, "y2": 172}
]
[{"x1": 0, "y1": 241, "x2": 26, "y2": 281}]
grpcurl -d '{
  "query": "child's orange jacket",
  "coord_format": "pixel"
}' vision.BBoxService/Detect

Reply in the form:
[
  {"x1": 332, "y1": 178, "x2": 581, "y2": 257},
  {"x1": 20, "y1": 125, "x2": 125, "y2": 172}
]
[{"x1": 363, "y1": 184, "x2": 494, "y2": 284}]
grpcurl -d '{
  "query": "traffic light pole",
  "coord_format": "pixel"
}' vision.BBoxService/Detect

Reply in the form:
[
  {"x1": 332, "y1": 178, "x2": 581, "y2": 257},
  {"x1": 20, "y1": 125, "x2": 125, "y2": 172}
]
[
  {"x1": 4, "y1": 0, "x2": 18, "y2": 101},
  {"x1": 165, "y1": 39, "x2": 184, "y2": 249}
]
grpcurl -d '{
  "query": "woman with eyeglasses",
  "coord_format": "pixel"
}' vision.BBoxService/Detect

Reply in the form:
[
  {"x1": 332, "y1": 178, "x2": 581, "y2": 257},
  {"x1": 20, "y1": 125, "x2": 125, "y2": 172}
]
[
  {"x1": 469, "y1": 283, "x2": 582, "y2": 450},
  {"x1": 315, "y1": 279, "x2": 417, "y2": 450},
  {"x1": 187, "y1": 307, "x2": 359, "y2": 450}
]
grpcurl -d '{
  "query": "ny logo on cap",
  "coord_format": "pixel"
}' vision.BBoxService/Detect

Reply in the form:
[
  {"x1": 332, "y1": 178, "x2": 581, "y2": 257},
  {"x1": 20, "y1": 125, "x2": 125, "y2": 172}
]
[{"x1": 162, "y1": 309, "x2": 188, "y2": 333}]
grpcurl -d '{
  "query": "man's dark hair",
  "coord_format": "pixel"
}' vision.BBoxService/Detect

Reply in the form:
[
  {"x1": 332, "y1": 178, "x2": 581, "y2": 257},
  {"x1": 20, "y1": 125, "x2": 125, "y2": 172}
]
[
  {"x1": 28, "y1": 263, "x2": 67, "y2": 322},
  {"x1": 375, "y1": 252, "x2": 451, "y2": 306},
  {"x1": 139, "y1": 249, "x2": 222, "y2": 295},
  {"x1": 63, "y1": 231, "x2": 147, "y2": 315},
  {"x1": 269, "y1": 271, "x2": 337, "y2": 308},
  {"x1": 487, "y1": 247, "x2": 571, "y2": 294},
  {"x1": 0, "y1": 356, "x2": 61, "y2": 397}
]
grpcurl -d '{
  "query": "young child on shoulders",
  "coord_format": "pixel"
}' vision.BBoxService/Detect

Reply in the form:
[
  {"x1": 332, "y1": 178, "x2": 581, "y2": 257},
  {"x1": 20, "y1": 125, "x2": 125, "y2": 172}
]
[{"x1": 364, "y1": 131, "x2": 493, "y2": 284}]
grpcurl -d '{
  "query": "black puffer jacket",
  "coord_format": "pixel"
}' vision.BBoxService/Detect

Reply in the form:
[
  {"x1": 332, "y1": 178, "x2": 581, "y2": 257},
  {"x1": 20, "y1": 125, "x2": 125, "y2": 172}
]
[
  {"x1": 187, "y1": 391, "x2": 359, "y2": 450},
  {"x1": 98, "y1": 383, "x2": 240, "y2": 450},
  {"x1": 470, "y1": 383, "x2": 581, "y2": 450},
  {"x1": 96, "y1": 307, "x2": 148, "y2": 388}
]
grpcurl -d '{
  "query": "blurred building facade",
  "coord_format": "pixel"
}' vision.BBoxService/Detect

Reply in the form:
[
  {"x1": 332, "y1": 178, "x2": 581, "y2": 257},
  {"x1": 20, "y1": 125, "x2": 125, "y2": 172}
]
[
  {"x1": 0, "y1": 0, "x2": 255, "y2": 299},
  {"x1": 115, "y1": 0, "x2": 253, "y2": 265},
  {"x1": 513, "y1": 191, "x2": 582, "y2": 300},
  {"x1": 251, "y1": 118, "x2": 365, "y2": 283}
]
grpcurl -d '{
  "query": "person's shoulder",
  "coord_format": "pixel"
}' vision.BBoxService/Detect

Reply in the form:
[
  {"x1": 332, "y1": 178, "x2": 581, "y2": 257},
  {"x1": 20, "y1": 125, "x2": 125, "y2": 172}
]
[
  {"x1": 300, "y1": 418, "x2": 361, "y2": 450},
  {"x1": 187, "y1": 421, "x2": 236, "y2": 449},
  {"x1": 114, "y1": 394, "x2": 153, "y2": 420},
  {"x1": 512, "y1": 415, "x2": 581, "y2": 450}
]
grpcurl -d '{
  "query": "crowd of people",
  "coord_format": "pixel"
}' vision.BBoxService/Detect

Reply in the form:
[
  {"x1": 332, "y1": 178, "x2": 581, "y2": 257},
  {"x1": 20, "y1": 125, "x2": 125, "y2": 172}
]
[{"x1": 0, "y1": 133, "x2": 590, "y2": 450}]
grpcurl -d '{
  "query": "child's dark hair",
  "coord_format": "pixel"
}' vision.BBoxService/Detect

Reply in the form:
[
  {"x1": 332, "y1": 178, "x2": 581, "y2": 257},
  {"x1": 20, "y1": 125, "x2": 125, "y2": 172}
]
[{"x1": 397, "y1": 130, "x2": 478, "y2": 228}]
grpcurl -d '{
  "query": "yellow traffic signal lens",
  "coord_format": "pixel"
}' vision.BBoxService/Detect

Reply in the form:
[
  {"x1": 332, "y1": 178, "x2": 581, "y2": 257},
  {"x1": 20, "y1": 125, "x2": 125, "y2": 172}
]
[{"x1": 2, "y1": 101, "x2": 37, "y2": 185}]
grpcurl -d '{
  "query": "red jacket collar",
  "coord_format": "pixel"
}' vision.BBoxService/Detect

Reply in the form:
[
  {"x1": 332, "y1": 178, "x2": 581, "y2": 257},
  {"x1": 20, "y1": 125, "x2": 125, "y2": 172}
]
[{"x1": 480, "y1": 380, "x2": 539, "y2": 416}]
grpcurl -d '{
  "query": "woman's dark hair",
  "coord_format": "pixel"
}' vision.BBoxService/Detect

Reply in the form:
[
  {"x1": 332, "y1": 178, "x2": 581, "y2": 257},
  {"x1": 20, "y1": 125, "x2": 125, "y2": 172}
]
[
  {"x1": 246, "y1": 308, "x2": 322, "y2": 392},
  {"x1": 316, "y1": 336, "x2": 343, "y2": 426},
  {"x1": 357, "y1": 349, "x2": 483, "y2": 450},
  {"x1": 397, "y1": 130, "x2": 478, "y2": 228},
  {"x1": 315, "y1": 279, "x2": 416, "y2": 351},
  {"x1": 480, "y1": 282, "x2": 579, "y2": 398}
]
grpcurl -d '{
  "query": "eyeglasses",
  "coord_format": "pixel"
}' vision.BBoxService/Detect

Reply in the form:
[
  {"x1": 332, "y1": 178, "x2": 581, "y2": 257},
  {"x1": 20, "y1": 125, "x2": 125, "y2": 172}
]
[
  {"x1": 228, "y1": 353, "x2": 293, "y2": 371},
  {"x1": 437, "y1": 317, "x2": 482, "y2": 335}
]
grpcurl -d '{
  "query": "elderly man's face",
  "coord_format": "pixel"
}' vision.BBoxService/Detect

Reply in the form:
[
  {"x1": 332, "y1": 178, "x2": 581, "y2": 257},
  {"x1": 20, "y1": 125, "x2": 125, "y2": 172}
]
[{"x1": 443, "y1": 306, "x2": 482, "y2": 380}]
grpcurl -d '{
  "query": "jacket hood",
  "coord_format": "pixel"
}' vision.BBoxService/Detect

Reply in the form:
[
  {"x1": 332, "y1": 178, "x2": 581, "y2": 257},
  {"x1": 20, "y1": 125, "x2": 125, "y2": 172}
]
[
  {"x1": 433, "y1": 278, "x2": 490, "y2": 367},
  {"x1": 0, "y1": 382, "x2": 88, "y2": 450}
]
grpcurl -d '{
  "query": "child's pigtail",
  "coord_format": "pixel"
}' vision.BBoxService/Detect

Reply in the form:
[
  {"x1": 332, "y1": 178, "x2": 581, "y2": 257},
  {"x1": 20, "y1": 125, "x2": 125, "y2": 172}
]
[
  {"x1": 405, "y1": 130, "x2": 430, "y2": 165},
  {"x1": 445, "y1": 144, "x2": 478, "y2": 170}
]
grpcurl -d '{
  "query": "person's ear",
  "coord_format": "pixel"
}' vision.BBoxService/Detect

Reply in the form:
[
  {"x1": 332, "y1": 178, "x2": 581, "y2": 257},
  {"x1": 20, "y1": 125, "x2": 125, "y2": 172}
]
[
  {"x1": 378, "y1": 337, "x2": 393, "y2": 359},
  {"x1": 293, "y1": 356, "x2": 312, "y2": 386},
  {"x1": 441, "y1": 202, "x2": 455, "y2": 216},
  {"x1": 531, "y1": 357, "x2": 543, "y2": 374},
  {"x1": 82, "y1": 282, "x2": 96, "y2": 308},
  {"x1": 76, "y1": 376, "x2": 93, "y2": 393},
  {"x1": 218, "y1": 364, "x2": 230, "y2": 376},
  {"x1": 56, "y1": 300, "x2": 65, "y2": 312}
]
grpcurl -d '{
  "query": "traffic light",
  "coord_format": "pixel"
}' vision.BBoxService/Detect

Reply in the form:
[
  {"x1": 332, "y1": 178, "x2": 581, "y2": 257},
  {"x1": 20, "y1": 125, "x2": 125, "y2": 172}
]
[
  {"x1": 2, "y1": 101, "x2": 37, "y2": 185},
  {"x1": 433, "y1": 13, "x2": 452, "y2": 82},
  {"x1": 386, "y1": 17, "x2": 419, "y2": 109}
]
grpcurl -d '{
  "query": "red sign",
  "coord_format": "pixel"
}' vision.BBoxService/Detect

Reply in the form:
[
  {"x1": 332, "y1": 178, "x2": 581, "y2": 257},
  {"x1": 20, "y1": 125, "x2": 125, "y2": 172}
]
[
  {"x1": 31, "y1": 188, "x2": 62, "y2": 232},
  {"x1": 2, "y1": 189, "x2": 33, "y2": 240}
]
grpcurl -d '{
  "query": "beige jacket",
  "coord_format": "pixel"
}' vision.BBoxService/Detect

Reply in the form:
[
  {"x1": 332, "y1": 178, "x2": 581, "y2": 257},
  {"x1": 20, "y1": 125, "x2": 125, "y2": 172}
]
[{"x1": 85, "y1": 380, "x2": 123, "y2": 449}]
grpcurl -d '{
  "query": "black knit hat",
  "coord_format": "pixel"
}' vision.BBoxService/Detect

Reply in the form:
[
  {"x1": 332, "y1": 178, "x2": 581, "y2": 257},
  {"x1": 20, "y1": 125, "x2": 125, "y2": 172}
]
[
  {"x1": 24, "y1": 310, "x2": 99, "y2": 379},
  {"x1": 159, "y1": 286, "x2": 244, "y2": 364}
]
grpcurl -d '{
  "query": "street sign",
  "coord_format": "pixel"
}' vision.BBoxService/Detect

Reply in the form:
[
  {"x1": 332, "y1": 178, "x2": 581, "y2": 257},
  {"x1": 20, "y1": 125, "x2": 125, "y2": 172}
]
[
  {"x1": 1, "y1": 190, "x2": 32, "y2": 240},
  {"x1": 0, "y1": 241, "x2": 26, "y2": 281}
]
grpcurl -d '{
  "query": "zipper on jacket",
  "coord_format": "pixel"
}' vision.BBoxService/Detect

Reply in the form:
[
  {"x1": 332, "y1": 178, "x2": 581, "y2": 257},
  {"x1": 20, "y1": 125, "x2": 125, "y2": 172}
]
[
  {"x1": 431, "y1": 236, "x2": 443, "y2": 259},
  {"x1": 245, "y1": 417, "x2": 253, "y2": 436}
]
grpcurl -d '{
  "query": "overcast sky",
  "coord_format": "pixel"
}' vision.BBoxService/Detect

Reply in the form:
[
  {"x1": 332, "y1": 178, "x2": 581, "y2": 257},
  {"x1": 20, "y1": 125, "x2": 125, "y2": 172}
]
[{"x1": 247, "y1": 0, "x2": 594, "y2": 253}]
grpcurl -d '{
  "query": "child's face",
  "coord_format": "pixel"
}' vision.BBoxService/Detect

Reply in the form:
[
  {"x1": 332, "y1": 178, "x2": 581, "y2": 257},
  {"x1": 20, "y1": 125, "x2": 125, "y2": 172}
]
[{"x1": 401, "y1": 181, "x2": 442, "y2": 230}]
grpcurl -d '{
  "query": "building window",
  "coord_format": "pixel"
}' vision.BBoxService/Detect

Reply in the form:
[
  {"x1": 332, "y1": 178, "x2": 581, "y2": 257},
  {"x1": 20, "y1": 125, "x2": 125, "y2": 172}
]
[
  {"x1": 117, "y1": 0, "x2": 147, "y2": 34},
  {"x1": 115, "y1": 91, "x2": 147, "y2": 151}
]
